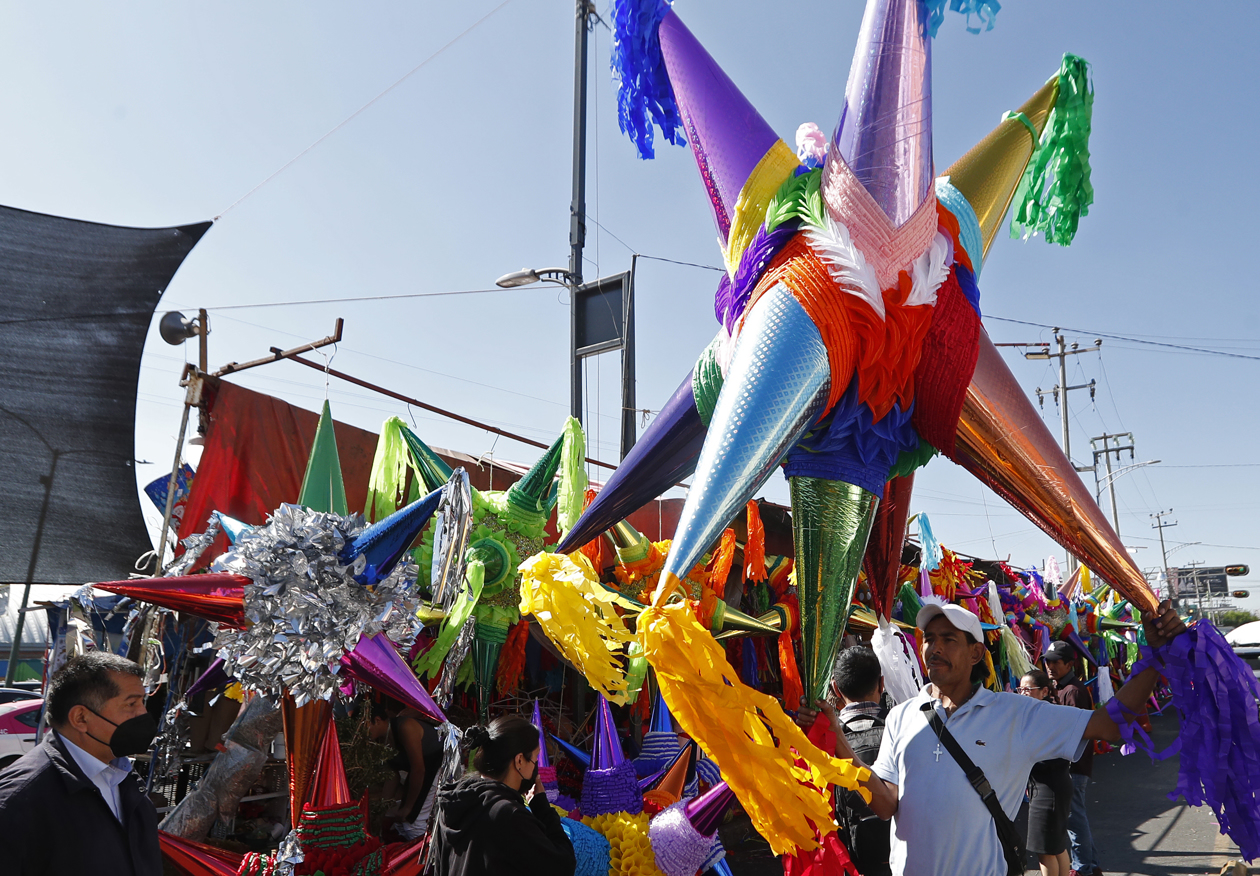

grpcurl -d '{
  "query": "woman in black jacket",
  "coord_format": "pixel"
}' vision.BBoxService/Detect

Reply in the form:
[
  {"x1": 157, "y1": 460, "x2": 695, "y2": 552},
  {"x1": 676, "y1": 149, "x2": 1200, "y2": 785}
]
[{"x1": 431, "y1": 714, "x2": 576, "y2": 876}]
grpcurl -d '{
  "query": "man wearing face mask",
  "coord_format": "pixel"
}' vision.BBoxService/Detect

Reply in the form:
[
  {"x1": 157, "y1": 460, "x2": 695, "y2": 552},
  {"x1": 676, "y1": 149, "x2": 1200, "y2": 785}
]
[{"x1": 0, "y1": 652, "x2": 161, "y2": 876}]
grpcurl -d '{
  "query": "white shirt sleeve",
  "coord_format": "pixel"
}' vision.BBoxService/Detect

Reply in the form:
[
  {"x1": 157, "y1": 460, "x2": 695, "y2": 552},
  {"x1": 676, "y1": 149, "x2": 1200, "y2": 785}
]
[{"x1": 1019, "y1": 698, "x2": 1093, "y2": 763}]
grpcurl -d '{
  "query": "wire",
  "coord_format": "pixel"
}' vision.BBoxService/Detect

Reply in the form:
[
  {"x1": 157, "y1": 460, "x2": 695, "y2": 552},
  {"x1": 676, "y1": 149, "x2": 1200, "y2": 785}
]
[
  {"x1": 215, "y1": 0, "x2": 516, "y2": 219},
  {"x1": 168, "y1": 285, "x2": 547, "y2": 312},
  {"x1": 986, "y1": 315, "x2": 1260, "y2": 362},
  {"x1": 634, "y1": 254, "x2": 725, "y2": 273}
]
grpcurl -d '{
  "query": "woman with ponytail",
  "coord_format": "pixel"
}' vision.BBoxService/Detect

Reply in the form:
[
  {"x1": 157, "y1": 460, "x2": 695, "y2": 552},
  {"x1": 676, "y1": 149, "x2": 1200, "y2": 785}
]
[{"x1": 431, "y1": 714, "x2": 575, "y2": 876}]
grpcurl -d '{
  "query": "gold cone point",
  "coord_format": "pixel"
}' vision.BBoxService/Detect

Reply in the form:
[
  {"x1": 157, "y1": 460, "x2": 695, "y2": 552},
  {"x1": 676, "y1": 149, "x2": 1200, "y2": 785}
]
[
  {"x1": 710, "y1": 600, "x2": 782, "y2": 637},
  {"x1": 945, "y1": 77, "x2": 1059, "y2": 259}
]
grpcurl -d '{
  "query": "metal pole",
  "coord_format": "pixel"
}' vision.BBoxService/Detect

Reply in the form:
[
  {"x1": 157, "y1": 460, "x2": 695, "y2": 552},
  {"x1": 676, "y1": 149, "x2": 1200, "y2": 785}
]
[
  {"x1": 1056, "y1": 333, "x2": 1070, "y2": 465},
  {"x1": 1101, "y1": 436, "x2": 1121, "y2": 536},
  {"x1": 568, "y1": 0, "x2": 590, "y2": 424},
  {"x1": 5, "y1": 452, "x2": 57, "y2": 686},
  {"x1": 620, "y1": 256, "x2": 637, "y2": 459},
  {"x1": 154, "y1": 396, "x2": 192, "y2": 574}
]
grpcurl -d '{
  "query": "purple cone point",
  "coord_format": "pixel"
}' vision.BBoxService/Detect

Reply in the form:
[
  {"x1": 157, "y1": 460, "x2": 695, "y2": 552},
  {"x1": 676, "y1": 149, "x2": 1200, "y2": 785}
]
[
  {"x1": 684, "y1": 781, "x2": 736, "y2": 837},
  {"x1": 186, "y1": 658, "x2": 231, "y2": 699},
  {"x1": 340, "y1": 633, "x2": 447, "y2": 725},
  {"x1": 592, "y1": 696, "x2": 625, "y2": 770},
  {"x1": 533, "y1": 699, "x2": 551, "y2": 769},
  {"x1": 659, "y1": 11, "x2": 780, "y2": 240},
  {"x1": 830, "y1": 0, "x2": 933, "y2": 227},
  {"x1": 556, "y1": 374, "x2": 705, "y2": 554}
]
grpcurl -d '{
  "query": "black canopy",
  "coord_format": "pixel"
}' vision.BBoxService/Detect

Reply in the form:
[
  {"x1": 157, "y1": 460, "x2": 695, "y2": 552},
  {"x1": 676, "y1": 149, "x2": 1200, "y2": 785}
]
[{"x1": 0, "y1": 205, "x2": 210, "y2": 584}]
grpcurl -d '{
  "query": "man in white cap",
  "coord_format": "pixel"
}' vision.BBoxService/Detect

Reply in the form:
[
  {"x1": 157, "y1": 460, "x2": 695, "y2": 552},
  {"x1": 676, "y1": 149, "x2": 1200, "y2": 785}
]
[{"x1": 797, "y1": 599, "x2": 1184, "y2": 876}]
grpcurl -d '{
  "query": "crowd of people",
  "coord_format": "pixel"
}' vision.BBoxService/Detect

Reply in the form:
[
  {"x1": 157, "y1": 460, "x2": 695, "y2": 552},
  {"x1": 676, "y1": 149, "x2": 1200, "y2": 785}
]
[{"x1": 0, "y1": 598, "x2": 1182, "y2": 876}]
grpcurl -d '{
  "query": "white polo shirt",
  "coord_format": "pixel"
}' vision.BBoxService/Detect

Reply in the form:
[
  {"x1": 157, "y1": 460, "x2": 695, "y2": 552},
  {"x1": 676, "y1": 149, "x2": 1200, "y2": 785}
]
[{"x1": 872, "y1": 684, "x2": 1091, "y2": 876}]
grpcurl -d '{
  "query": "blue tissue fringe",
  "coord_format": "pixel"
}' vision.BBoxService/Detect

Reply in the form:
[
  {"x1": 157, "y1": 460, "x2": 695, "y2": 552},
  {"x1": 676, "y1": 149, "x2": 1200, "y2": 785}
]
[
  {"x1": 923, "y1": 0, "x2": 1001, "y2": 37},
  {"x1": 612, "y1": 0, "x2": 683, "y2": 159}
]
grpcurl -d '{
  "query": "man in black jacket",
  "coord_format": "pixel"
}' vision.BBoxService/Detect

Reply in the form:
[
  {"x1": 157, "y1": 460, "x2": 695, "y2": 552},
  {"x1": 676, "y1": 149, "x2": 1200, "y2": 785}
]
[{"x1": 0, "y1": 652, "x2": 161, "y2": 876}]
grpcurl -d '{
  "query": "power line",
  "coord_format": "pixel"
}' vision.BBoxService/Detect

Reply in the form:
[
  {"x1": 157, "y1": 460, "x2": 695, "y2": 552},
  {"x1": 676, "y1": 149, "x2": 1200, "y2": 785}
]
[
  {"x1": 986, "y1": 315, "x2": 1260, "y2": 362},
  {"x1": 214, "y1": 0, "x2": 516, "y2": 219}
]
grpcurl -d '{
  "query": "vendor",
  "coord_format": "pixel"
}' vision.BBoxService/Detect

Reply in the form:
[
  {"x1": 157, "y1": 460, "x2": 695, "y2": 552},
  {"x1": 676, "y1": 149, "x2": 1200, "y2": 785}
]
[{"x1": 372, "y1": 694, "x2": 443, "y2": 840}]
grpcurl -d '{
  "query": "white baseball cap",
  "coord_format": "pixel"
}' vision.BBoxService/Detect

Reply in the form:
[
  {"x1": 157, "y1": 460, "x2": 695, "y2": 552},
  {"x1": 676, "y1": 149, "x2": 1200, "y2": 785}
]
[{"x1": 916, "y1": 602, "x2": 984, "y2": 642}]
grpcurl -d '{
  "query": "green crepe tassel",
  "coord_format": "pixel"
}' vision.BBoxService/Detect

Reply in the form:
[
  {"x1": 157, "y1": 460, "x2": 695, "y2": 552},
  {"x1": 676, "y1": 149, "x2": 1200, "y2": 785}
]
[
  {"x1": 414, "y1": 560, "x2": 485, "y2": 679},
  {"x1": 556, "y1": 416, "x2": 588, "y2": 536},
  {"x1": 898, "y1": 581, "x2": 924, "y2": 627},
  {"x1": 1010, "y1": 53, "x2": 1094, "y2": 246},
  {"x1": 298, "y1": 400, "x2": 349, "y2": 515},
  {"x1": 364, "y1": 417, "x2": 420, "y2": 523}
]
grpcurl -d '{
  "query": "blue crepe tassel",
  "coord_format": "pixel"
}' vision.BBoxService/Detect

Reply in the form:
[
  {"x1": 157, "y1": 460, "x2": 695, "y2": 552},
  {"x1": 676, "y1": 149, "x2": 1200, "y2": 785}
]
[
  {"x1": 611, "y1": 0, "x2": 683, "y2": 159},
  {"x1": 922, "y1": 0, "x2": 1002, "y2": 37}
]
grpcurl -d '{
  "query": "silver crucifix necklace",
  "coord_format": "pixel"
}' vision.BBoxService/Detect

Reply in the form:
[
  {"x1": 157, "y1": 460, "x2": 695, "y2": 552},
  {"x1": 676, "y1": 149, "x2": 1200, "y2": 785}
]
[{"x1": 933, "y1": 741, "x2": 944, "y2": 762}]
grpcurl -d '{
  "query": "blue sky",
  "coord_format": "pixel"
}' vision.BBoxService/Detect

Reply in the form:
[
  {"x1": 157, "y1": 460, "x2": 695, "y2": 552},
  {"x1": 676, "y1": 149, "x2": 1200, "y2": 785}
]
[{"x1": 3, "y1": 1, "x2": 1255, "y2": 608}]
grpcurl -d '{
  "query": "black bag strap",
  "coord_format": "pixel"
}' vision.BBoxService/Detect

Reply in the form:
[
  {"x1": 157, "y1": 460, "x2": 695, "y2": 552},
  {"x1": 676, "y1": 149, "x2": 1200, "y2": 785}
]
[{"x1": 919, "y1": 702, "x2": 1025, "y2": 876}]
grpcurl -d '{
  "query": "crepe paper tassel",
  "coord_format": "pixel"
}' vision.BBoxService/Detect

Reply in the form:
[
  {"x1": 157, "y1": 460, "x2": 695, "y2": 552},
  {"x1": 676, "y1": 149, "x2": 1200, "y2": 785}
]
[
  {"x1": 186, "y1": 658, "x2": 231, "y2": 699},
  {"x1": 898, "y1": 582, "x2": 924, "y2": 626},
  {"x1": 871, "y1": 616, "x2": 923, "y2": 705},
  {"x1": 298, "y1": 399, "x2": 350, "y2": 516},
  {"x1": 158, "y1": 831, "x2": 244, "y2": 876},
  {"x1": 744, "y1": 500, "x2": 768, "y2": 583},
  {"x1": 777, "y1": 595, "x2": 805, "y2": 709},
  {"x1": 93, "y1": 573, "x2": 248, "y2": 629},
  {"x1": 562, "y1": 816, "x2": 614, "y2": 876},
  {"x1": 1010, "y1": 54, "x2": 1094, "y2": 246},
  {"x1": 309, "y1": 719, "x2": 352, "y2": 807},
  {"x1": 706, "y1": 528, "x2": 738, "y2": 597},
  {"x1": 341, "y1": 485, "x2": 443, "y2": 586},
  {"x1": 341, "y1": 632, "x2": 447, "y2": 725},
  {"x1": 518, "y1": 552, "x2": 634, "y2": 704},
  {"x1": 610, "y1": 0, "x2": 684, "y2": 160},
  {"x1": 922, "y1": 0, "x2": 1001, "y2": 36},
  {"x1": 782, "y1": 830, "x2": 861, "y2": 876},
  {"x1": 495, "y1": 619, "x2": 530, "y2": 695},
  {"x1": 211, "y1": 511, "x2": 252, "y2": 545},
  {"x1": 1106, "y1": 623, "x2": 1260, "y2": 860},
  {"x1": 399, "y1": 424, "x2": 455, "y2": 494},
  {"x1": 414, "y1": 560, "x2": 484, "y2": 679},
  {"x1": 792, "y1": 476, "x2": 878, "y2": 706},
  {"x1": 999, "y1": 626, "x2": 1034, "y2": 681},
  {"x1": 553, "y1": 733, "x2": 593, "y2": 770},
  {"x1": 638, "y1": 600, "x2": 869, "y2": 855},
  {"x1": 365, "y1": 416, "x2": 422, "y2": 523},
  {"x1": 282, "y1": 693, "x2": 333, "y2": 818},
  {"x1": 556, "y1": 416, "x2": 589, "y2": 536}
]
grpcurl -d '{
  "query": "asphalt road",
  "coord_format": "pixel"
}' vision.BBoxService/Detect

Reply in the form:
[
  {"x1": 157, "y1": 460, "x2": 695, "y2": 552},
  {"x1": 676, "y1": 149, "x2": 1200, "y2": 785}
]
[{"x1": 723, "y1": 711, "x2": 1248, "y2": 876}]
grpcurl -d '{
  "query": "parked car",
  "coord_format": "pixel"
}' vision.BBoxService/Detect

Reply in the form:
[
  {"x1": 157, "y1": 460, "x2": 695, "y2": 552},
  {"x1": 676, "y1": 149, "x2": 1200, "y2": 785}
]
[
  {"x1": 0, "y1": 698, "x2": 42, "y2": 771},
  {"x1": 0, "y1": 688, "x2": 42, "y2": 706},
  {"x1": 1226, "y1": 621, "x2": 1260, "y2": 680}
]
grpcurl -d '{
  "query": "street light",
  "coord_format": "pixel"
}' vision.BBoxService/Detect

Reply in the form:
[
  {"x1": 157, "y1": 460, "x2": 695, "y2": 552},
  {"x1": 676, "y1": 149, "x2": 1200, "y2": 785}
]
[
  {"x1": 495, "y1": 267, "x2": 575, "y2": 289},
  {"x1": 1094, "y1": 458, "x2": 1160, "y2": 535}
]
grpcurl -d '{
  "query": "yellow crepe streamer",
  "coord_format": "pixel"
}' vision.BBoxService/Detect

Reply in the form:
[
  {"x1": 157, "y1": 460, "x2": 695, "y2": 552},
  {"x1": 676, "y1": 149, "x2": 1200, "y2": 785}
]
[
  {"x1": 637, "y1": 599, "x2": 871, "y2": 855},
  {"x1": 519, "y1": 551, "x2": 633, "y2": 704},
  {"x1": 723, "y1": 139, "x2": 801, "y2": 277}
]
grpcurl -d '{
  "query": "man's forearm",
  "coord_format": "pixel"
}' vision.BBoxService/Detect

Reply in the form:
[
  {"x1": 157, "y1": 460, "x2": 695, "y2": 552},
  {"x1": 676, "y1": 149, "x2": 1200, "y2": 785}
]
[
  {"x1": 832, "y1": 732, "x2": 898, "y2": 819},
  {"x1": 1085, "y1": 665, "x2": 1160, "y2": 742}
]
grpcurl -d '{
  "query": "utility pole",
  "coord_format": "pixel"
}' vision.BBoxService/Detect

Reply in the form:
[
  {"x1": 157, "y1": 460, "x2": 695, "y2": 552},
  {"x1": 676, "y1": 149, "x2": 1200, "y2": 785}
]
[
  {"x1": 1013, "y1": 331, "x2": 1101, "y2": 573},
  {"x1": 1090, "y1": 432, "x2": 1134, "y2": 535},
  {"x1": 568, "y1": 0, "x2": 594, "y2": 423},
  {"x1": 1151, "y1": 509, "x2": 1177, "y2": 603}
]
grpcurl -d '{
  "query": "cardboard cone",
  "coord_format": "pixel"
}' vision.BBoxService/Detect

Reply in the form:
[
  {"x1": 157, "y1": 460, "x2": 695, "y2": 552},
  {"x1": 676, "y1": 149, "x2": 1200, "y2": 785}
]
[
  {"x1": 792, "y1": 476, "x2": 879, "y2": 706},
  {"x1": 298, "y1": 400, "x2": 349, "y2": 515},
  {"x1": 158, "y1": 831, "x2": 244, "y2": 876},
  {"x1": 649, "y1": 686, "x2": 672, "y2": 735},
  {"x1": 661, "y1": 286, "x2": 830, "y2": 587},
  {"x1": 592, "y1": 695, "x2": 624, "y2": 770},
  {"x1": 551, "y1": 733, "x2": 591, "y2": 769},
  {"x1": 340, "y1": 486, "x2": 443, "y2": 585},
  {"x1": 472, "y1": 634, "x2": 503, "y2": 724},
  {"x1": 281, "y1": 693, "x2": 334, "y2": 818},
  {"x1": 644, "y1": 740, "x2": 695, "y2": 806},
  {"x1": 211, "y1": 511, "x2": 252, "y2": 545},
  {"x1": 309, "y1": 719, "x2": 353, "y2": 807},
  {"x1": 829, "y1": 0, "x2": 933, "y2": 228},
  {"x1": 532, "y1": 699, "x2": 551, "y2": 769},
  {"x1": 93, "y1": 574, "x2": 248, "y2": 628},
  {"x1": 186, "y1": 658, "x2": 231, "y2": 699},
  {"x1": 685, "y1": 780, "x2": 737, "y2": 836},
  {"x1": 582, "y1": 695, "x2": 643, "y2": 816},
  {"x1": 505, "y1": 432, "x2": 566, "y2": 519},
  {"x1": 948, "y1": 333, "x2": 1159, "y2": 614},
  {"x1": 556, "y1": 375, "x2": 705, "y2": 554},
  {"x1": 657, "y1": 11, "x2": 783, "y2": 240},
  {"x1": 400, "y1": 425, "x2": 455, "y2": 493},
  {"x1": 944, "y1": 77, "x2": 1059, "y2": 258},
  {"x1": 340, "y1": 633, "x2": 447, "y2": 724},
  {"x1": 862, "y1": 473, "x2": 916, "y2": 619}
]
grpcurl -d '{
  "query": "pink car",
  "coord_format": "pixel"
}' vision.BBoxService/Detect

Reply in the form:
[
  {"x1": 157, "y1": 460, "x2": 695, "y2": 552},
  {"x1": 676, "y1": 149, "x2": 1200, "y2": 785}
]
[{"x1": 0, "y1": 699, "x2": 43, "y2": 771}]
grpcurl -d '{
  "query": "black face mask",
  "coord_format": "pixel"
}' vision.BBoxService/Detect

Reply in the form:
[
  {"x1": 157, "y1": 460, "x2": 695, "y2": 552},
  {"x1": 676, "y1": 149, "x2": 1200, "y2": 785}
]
[{"x1": 85, "y1": 707, "x2": 158, "y2": 758}]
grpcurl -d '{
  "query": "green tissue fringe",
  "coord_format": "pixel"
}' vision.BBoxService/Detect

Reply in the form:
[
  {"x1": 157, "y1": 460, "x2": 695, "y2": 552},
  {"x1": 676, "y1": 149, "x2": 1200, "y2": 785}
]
[
  {"x1": 898, "y1": 581, "x2": 924, "y2": 626},
  {"x1": 692, "y1": 338, "x2": 725, "y2": 426},
  {"x1": 1010, "y1": 53, "x2": 1094, "y2": 246},
  {"x1": 764, "y1": 168, "x2": 824, "y2": 233},
  {"x1": 888, "y1": 441, "x2": 938, "y2": 481},
  {"x1": 556, "y1": 416, "x2": 588, "y2": 536}
]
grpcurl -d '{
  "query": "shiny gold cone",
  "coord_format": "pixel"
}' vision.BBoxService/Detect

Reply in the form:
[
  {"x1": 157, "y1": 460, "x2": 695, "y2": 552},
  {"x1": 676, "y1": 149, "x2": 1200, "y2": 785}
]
[{"x1": 945, "y1": 77, "x2": 1058, "y2": 258}]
